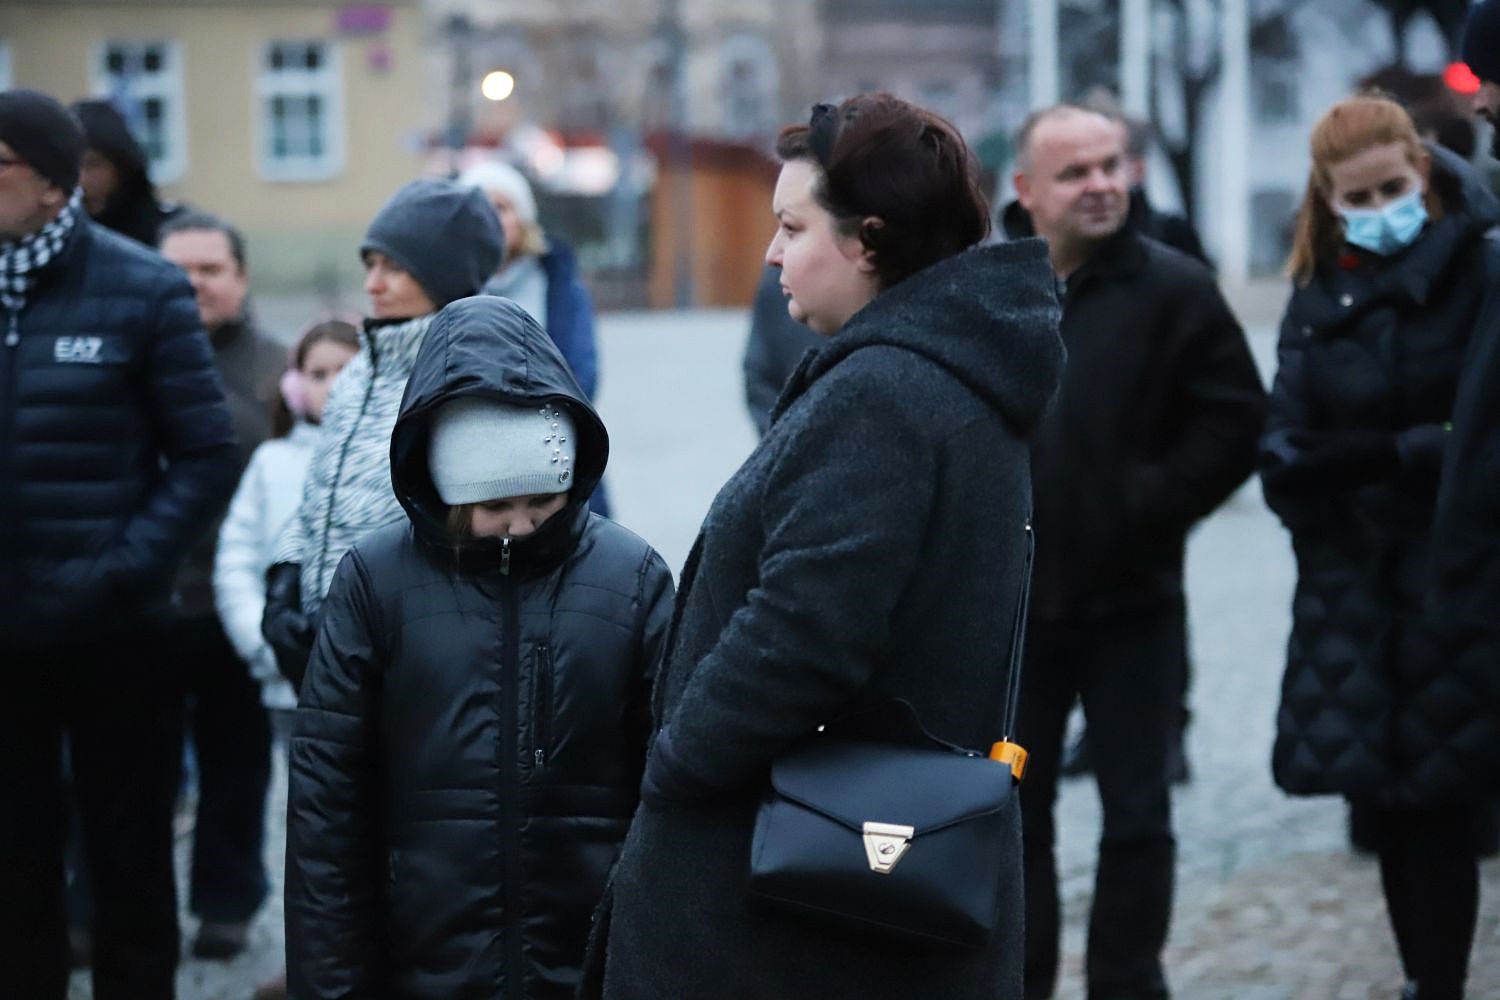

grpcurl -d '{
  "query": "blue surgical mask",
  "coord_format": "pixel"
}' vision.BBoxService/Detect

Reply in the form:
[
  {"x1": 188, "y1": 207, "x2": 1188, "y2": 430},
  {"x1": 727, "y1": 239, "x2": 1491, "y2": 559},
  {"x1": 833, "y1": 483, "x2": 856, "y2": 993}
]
[{"x1": 1338, "y1": 186, "x2": 1428, "y2": 256}]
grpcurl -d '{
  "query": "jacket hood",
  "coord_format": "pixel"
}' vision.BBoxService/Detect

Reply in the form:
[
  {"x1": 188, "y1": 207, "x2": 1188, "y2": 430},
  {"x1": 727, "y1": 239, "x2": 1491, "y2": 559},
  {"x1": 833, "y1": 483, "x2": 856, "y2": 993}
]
[
  {"x1": 70, "y1": 100, "x2": 159, "y2": 236},
  {"x1": 795, "y1": 240, "x2": 1064, "y2": 436},
  {"x1": 362, "y1": 179, "x2": 505, "y2": 310},
  {"x1": 390, "y1": 295, "x2": 607, "y2": 571},
  {"x1": 1429, "y1": 141, "x2": 1500, "y2": 231}
]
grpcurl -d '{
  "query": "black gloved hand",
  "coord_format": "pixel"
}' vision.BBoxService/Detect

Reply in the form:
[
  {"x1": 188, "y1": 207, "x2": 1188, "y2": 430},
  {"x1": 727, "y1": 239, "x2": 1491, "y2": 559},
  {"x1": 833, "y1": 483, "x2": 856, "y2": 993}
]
[
  {"x1": 1394, "y1": 422, "x2": 1450, "y2": 477},
  {"x1": 1278, "y1": 429, "x2": 1399, "y2": 490},
  {"x1": 262, "y1": 562, "x2": 315, "y2": 692}
]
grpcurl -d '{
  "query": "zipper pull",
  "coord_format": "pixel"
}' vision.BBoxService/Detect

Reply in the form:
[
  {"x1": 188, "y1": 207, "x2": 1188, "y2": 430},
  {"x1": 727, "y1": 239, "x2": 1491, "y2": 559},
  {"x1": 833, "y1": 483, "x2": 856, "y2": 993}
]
[
  {"x1": 500, "y1": 536, "x2": 511, "y2": 576},
  {"x1": 534, "y1": 748, "x2": 545, "y2": 768}
]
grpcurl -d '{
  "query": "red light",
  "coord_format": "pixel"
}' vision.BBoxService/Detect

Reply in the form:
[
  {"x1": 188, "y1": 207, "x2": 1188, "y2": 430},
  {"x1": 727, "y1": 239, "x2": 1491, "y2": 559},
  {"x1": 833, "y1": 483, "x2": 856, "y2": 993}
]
[{"x1": 1445, "y1": 61, "x2": 1481, "y2": 95}]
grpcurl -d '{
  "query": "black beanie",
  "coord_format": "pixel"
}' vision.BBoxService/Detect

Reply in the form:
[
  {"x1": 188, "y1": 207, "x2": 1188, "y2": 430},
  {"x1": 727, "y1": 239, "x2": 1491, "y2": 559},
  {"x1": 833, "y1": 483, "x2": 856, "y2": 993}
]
[
  {"x1": 1464, "y1": 0, "x2": 1500, "y2": 86},
  {"x1": 0, "y1": 89, "x2": 85, "y2": 191},
  {"x1": 360, "y1": 178, "x2": 505, "y2": 310}
]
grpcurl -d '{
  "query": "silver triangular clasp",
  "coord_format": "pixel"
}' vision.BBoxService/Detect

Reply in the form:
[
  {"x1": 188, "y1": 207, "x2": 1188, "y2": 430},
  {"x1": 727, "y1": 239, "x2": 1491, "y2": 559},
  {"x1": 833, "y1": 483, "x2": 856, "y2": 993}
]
[{"x1": 862, "y1": 821, "x2": 915, "y2": 875}]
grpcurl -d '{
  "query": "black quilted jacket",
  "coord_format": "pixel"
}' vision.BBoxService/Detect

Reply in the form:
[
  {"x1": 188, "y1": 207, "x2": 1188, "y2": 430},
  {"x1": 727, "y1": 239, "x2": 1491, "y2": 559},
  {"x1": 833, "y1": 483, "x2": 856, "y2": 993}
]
[
  {"x1": 285, "y1": 297, "x2": 674, "y2": 1000},
  {"x1": 0, "y1": 219, "x2": 238, "y2": 649},
  {"x1": 1261, "y1": 146, "x2": 1500, "y2": 806}
]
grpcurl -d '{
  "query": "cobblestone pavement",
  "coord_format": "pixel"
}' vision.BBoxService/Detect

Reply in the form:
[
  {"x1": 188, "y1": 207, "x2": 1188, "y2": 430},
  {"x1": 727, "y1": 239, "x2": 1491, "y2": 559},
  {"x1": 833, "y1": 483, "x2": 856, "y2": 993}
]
[{"x1": 70, "y1": 306, "x2": 1500, "y2": 998}]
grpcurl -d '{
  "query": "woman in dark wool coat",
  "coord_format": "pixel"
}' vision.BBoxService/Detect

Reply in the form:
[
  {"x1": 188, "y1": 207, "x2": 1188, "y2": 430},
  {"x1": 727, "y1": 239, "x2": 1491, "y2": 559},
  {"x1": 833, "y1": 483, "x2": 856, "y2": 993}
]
[
  {"x1": 584, "y1": 93, "x2": 1065, "y2": 1000},
  {"x1": 1260, "y1": 95, "x2": 1500, "y2": 1000}
]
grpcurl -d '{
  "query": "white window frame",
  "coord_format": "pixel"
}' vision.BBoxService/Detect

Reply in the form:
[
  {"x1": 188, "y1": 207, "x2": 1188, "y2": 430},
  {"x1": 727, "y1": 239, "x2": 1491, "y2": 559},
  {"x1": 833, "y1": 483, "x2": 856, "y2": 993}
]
[
  {"x1": 255, "y1": 40, "x2": 346, "y2": 183},
  {"x1": 90, "y1": 39, "x2": 188, "y2": 185},
  {"x1": 0, "y1": 42, "x2": 13, "y2": 91}
]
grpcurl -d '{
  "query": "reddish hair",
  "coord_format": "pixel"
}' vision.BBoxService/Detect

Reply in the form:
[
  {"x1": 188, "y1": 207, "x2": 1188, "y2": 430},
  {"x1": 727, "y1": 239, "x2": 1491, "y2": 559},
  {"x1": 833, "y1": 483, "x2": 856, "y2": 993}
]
[{"x1": 1287, "y1": 94, "x2": 1437, "y2": 284}]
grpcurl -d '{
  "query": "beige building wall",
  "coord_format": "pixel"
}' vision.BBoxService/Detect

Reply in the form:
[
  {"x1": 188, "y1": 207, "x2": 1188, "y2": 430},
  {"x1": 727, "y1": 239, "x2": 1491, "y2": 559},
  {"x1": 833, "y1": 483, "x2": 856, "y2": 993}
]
[{"x1": 0, "y1": 1, "x2": 426, "y2": 299}]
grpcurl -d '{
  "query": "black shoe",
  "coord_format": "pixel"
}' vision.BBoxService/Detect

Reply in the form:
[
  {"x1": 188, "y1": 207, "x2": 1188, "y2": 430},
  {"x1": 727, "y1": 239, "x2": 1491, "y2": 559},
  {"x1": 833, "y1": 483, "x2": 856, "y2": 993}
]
[
  {"x1": 192, "y1": 920, "x2": 249, "y2": 960},
  {"x1": 1059, "y1": 731, "x2": 1093, "y2": 778}
]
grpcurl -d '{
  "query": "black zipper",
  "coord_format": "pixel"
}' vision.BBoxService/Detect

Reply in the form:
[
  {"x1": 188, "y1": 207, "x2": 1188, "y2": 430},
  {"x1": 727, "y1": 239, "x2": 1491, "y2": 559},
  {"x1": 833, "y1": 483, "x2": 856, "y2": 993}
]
[
  {"x1": 0, "y1": 311, "x2": 19, "y2": 555},
  {"x1": 533, "y1": 642, "x2": 553, "y2": 769},
  {"x1": 497, "y1": 537, "x2": 526, "y2": 994}
]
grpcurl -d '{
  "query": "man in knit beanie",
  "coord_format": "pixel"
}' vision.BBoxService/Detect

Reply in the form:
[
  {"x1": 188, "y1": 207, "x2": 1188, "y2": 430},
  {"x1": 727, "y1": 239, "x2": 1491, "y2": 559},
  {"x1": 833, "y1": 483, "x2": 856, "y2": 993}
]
[
  {"x1": 0, "y1": 88, "x2": 239, "y2": 998},
  {"x1": 1464, "y1": 0, "x2": 1500, "y2": 156}
]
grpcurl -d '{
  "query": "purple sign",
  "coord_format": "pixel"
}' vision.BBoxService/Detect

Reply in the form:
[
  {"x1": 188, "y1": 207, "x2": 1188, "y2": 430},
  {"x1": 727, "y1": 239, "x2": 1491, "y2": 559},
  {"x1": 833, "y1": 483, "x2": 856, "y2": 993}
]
[{"x1": 336, "y1": 5, "x2": 392, "y2": 35}]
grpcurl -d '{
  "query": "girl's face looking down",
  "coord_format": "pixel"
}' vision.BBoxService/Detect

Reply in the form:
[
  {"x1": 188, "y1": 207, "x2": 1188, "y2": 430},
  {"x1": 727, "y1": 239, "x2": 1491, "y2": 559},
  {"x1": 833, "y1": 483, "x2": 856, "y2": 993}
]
[{"x1": 469, "y1": 492, "x2": 569, "y2": 539}]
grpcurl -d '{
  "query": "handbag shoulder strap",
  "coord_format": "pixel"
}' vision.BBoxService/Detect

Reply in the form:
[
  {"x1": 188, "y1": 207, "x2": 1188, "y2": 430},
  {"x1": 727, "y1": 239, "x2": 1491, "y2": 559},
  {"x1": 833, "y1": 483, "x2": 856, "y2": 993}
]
[{"x1": 990, "y1": 516, "x2": 1034, "y2": 778}]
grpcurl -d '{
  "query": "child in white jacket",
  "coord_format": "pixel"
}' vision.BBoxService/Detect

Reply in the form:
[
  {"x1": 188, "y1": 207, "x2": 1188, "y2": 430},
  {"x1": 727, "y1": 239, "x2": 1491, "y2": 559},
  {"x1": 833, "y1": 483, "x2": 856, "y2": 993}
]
[{"x1": 214, "y1": 318, "x2": 360, "y2": 710}]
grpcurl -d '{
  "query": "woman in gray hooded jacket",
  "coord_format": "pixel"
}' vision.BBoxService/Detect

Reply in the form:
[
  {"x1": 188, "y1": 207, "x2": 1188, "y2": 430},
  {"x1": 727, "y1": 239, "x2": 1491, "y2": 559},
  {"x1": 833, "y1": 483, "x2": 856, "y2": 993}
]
[{"x1": 261, "y1": 177, "x2": 504, "y2": 684}]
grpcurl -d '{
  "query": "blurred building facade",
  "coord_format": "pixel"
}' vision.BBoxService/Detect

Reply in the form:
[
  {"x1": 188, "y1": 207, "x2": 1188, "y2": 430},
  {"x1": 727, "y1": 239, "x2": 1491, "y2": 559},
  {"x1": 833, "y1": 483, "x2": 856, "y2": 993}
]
[
  {"x1": 818, "y1": 0, "x2": 1005, "y2": 156},
  {"x1": 0, "y1": 0, "x2": 426, "y2": 301}
]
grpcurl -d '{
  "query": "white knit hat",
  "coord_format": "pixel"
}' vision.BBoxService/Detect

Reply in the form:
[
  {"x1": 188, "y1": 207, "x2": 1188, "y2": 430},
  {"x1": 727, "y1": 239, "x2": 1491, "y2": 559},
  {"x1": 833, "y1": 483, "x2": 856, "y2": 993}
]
[
  {"x1": 428, "y1": 397, "x2": 575, "y2": 504},
  {"x1": 458, "y1": 159, "x2": 538, "y2": 226}
]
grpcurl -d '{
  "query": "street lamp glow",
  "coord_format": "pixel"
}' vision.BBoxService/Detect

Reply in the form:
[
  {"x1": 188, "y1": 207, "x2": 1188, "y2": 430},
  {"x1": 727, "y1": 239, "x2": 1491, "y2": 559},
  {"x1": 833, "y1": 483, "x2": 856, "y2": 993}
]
[{"x1": 481, "y1": 70, "x2": 516, "y2": 102}]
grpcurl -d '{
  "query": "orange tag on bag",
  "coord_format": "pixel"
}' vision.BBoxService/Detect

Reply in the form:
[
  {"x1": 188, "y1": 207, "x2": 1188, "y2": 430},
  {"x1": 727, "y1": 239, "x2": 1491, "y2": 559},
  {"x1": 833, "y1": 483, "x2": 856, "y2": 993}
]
[{"x1": 989, "y1": 740, "x2": 1028, "y2": 782}]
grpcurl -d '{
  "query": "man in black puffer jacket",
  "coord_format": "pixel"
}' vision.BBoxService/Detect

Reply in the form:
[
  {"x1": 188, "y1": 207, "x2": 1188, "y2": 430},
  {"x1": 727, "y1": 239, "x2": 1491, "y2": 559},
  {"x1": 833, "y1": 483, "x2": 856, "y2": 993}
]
[{"x1": 0, "y1": 90, "x2": 239, "y2": 1000}]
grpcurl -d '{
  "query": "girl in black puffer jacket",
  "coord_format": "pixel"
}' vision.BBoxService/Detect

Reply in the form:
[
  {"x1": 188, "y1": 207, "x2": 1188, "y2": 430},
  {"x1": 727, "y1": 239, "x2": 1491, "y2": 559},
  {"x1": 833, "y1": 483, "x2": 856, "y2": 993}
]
[
  {"x1": 1261, "y1": 95, "x2": 1500, "y2": 1000},
  {"x1": 284, "y1": 296, "x2": 674, "y2": 999}
]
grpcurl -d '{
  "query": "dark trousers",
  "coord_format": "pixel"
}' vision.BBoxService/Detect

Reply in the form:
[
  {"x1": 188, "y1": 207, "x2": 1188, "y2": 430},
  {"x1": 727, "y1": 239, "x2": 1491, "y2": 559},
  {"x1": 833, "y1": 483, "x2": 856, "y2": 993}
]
[
  {"x1": 1018, "y1": 612, "x2": 1182, "y2": 1000},
  {"x1": 1371, "y1": 804, "x2": 1481, "y2": 999},
  {"x1": 0, "y1": 636, "x2": 184, "y2": 1000},
  {"x1": 179, "y1": 615, "x2": 272, "y2": 923}
]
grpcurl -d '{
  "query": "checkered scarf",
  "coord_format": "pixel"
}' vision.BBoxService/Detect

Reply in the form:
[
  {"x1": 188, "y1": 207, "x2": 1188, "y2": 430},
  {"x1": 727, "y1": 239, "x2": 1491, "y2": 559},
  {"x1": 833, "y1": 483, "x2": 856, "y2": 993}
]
[{"x1": 0, "y1": 188, "x2": 83, "y2": 315}]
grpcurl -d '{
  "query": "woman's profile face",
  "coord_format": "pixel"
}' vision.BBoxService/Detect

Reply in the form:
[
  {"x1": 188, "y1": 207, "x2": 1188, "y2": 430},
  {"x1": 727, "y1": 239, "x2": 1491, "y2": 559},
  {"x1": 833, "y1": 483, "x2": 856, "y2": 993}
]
[{"x1": 765, "y1": 160, "x2": 880, "y2": 336}]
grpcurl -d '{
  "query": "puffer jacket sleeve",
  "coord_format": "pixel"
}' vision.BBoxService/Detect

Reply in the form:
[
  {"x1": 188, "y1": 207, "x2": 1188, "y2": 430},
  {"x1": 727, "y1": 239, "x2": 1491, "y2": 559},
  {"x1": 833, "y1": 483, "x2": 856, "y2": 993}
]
[
  {"x1": 286, "y1": 549, "x2": 386, "y2": 997},
  {"x1": 1260, "y1": 312, "x2": 1326, "y2": 529},
  {"x1": 650, "y1": 374, "x2": 936, "y2": 795},
  {"x1": 95, "y1": 273, "x2": 238, "y2": 589},
  {"x1": 634, "y1": 549, "x2": 675, "y2": 746},
  {"x1": 214, "y1": 447, "x2": 272, "y2": 671}
]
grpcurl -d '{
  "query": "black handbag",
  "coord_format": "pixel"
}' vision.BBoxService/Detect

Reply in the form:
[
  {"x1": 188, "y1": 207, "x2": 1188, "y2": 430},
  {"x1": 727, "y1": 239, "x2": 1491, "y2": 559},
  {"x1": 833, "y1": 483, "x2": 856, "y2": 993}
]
[{"x1": 747, "y1": 520, "x2": 1035, "y2": 949}]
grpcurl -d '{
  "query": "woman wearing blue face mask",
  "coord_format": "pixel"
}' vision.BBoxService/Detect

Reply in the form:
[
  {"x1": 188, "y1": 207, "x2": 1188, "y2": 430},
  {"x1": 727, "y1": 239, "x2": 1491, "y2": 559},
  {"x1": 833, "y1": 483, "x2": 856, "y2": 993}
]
[{"x1": 1261, "y1": 94, "x2": 1500, "y2": 1000}]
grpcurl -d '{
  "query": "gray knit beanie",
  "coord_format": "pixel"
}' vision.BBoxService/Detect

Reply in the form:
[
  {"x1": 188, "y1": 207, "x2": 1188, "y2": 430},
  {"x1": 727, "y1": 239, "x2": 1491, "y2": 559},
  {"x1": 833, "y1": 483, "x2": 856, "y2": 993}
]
[
  {"x1": 429, "y1": 398, "x2": 576, "y2": 504},
  {"x1": 361, "y1": 178, "x2": 505, "y2": 310}
]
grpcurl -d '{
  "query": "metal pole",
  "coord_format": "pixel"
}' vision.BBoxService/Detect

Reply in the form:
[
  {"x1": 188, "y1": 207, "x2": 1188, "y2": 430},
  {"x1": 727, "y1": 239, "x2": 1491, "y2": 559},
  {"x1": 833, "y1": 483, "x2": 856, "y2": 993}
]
[
  {"x1": 1028, "y1": 0, "x2": 1059, "y2": 108},
  {"x1": 1218, "y1": 0, "x2": 1250, "y2": 283},
  {"x1": 446, "y1": 14, "x2": 473, "y2": 178},
  {"x1": 1120, "y1": 0, "x2": 1151, "y2": 117},
  {"x1": 661, "y1": 0, "x2": 695, "y2": 307}
]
